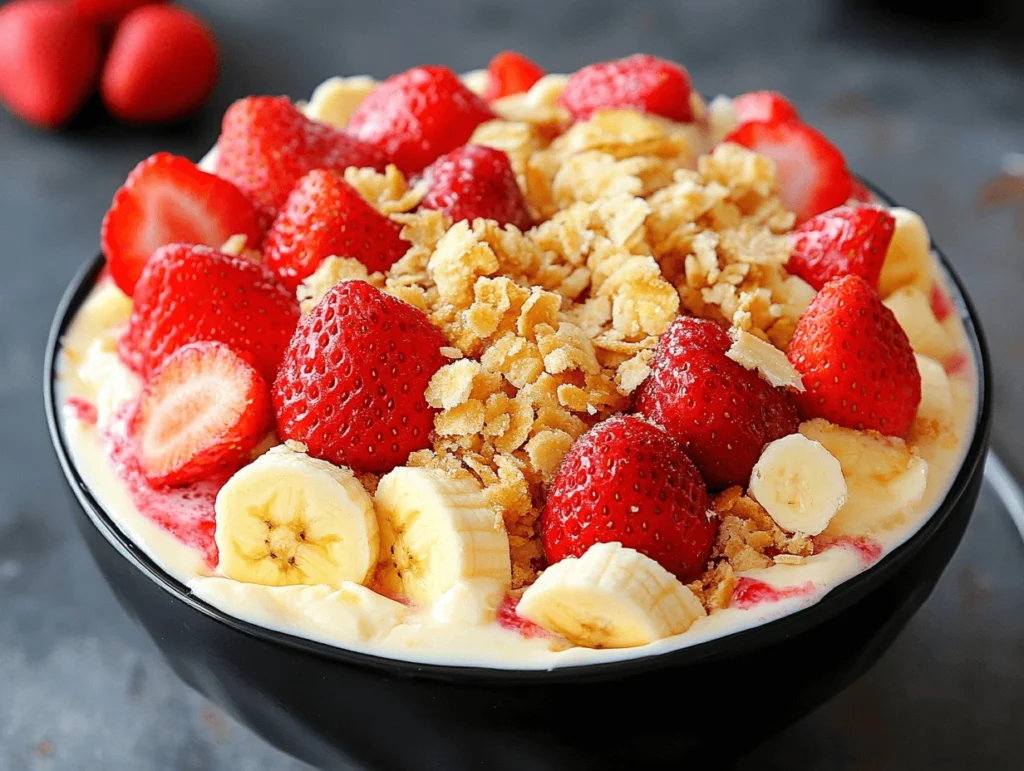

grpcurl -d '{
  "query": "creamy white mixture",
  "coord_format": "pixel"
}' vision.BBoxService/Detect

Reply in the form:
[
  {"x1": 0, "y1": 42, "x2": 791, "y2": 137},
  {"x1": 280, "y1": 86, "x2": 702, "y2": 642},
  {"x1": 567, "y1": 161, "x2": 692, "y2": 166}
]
[{"x1": 55, "y1": 78, "x2": 979, "y2": 669}]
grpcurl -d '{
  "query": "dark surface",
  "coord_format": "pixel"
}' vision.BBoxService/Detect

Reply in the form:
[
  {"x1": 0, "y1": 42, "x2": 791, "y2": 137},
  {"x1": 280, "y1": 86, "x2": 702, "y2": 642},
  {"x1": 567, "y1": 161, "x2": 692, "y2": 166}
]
[{"x1": 1, "y1": 0, "x2": 1022, "y2": 768}]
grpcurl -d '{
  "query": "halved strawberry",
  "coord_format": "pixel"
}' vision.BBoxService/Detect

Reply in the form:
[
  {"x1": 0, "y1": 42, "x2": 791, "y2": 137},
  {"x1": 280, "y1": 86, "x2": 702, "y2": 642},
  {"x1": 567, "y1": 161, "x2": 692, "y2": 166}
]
[
  {"x1": 787, "y1": 205, "x2": 896, "y2": 291},
  {"x1": 130, "y1": 341, "x2": 271, "y2": 486},
  {"x1": 723, "y1": 120, "x2": 853, "y2": 222},
  {"x1": 483, "y1": 51, "x2": 545, "y2": 101},
  {"x1": 732, "y1": 90, "x2": 799, "y2": 125},
  {"x1": 101, "y1": 152, "x2": 262, "y2": 295}
]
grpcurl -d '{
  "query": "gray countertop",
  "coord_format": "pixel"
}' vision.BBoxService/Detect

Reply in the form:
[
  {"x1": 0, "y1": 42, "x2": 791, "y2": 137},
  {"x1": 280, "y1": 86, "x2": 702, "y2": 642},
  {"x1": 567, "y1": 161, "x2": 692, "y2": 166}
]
[{"x1": 1, "y1": 0, "x2": 1022, "y2": 768}]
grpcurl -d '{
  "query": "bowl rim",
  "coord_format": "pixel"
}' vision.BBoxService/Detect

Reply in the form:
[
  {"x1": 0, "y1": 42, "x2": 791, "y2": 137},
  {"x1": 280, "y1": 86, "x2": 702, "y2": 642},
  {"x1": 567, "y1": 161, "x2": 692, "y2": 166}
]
[{"x1": 44, "y1": 180, "x2": 993, "y2": 684}]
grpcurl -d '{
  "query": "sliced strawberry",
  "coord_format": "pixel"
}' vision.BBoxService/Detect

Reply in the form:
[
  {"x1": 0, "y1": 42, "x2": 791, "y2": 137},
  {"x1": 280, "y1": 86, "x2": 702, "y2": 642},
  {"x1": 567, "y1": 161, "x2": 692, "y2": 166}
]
[
  {"x1": 558, "y1": 54, "x2": 693, "y2": 123},
  {"x1": 263, "y1": 169, "x2": 409, "y2": 291},
  {"x1": 119, "y1": 243, "x2": 300, "y2": 380},
  {"x1": 483, "y1": 51, "x2": 545, "y2": 101},
  {"x1": 787, "y1": 205, "x2": 896, "y2": 291},
  {"x1": 541, "y1": 414, "x2": 714, "y2": 582},
  {"x1": 347, "y1": 65, "x2": 494, "y2": 174},
  {"x1": 732, "y1": 90, "x2": 800, "y2": 125},
  {"x1": 216, "y1": 96, "x2": 388, "y2": 227},
  {"x1": 101, "y1": 152, "x2": 262, "y2": 296},
  {"x1": 634, "y1": 317, "x2": 799, "y2": 490},
  {"x1": 130, "y1": 341, "x2": 271, "y2": 486},
  {"x1": 788, "y1": 275, "x2": 921, "y2": 436},
  {"x1": 723, "y1": 120, "x2": 853, "y2": 222},
  {"x1": 420, "y1": 144, "x2": 533, "y2": 231}
]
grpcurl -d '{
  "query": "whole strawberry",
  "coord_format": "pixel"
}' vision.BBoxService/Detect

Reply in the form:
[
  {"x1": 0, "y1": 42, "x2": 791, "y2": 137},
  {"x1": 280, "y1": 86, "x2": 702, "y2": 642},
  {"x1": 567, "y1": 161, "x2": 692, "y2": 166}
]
[
  {"x1": 263, "y1": 169, "x2": 409, "y2": 291},
  {"x1": 347, "y1": 65, "x2": 494, "y2": 174},
  {"x1": 101, "y1": 152, "x2": 262, "y2": 295},
  {"x1": 0, "y1": 0, "x2": 102, "y2": 128},
  {"x1": 273, "y1": 280, "x2": 448, "y2": 473},
  {"x1": 723, "y1": 120, "x2": 853, "y2": 222},
  {"x1": 484, "y1": 51, "x2": 545, "y2": 101},
  {"x1": 216, "y1": 96, "x2": 388, "y2": 227},
  {"x1": 119, "y1": 243, "x2": 300, "y2": 381},
  {"x1": 541, "y1": 414, "x2": 714, "y2": 582},
  {"x1": 788, "y1": 275, "x2": 921, "y2": 437},
  {"x1": 100, "y1": 4, "x2": 219, "y2": 124},
  {"x1": 130, "y1": 341, "x2": 271, "y2": 487},
  {"x1": 635, "y1": 317, "x2": 799, "y2": 490},
  {"x1": 420, "y1": 144, "x2": 532, "y2": 231},
  {"x1": 558, "y1": 54, "x2": 693, "y2": 123},
  {"x1": 787, "y1": 205, "x2": 896, "y2": 291},
  {"x1": 732, "y1": 90, "x2": 799, "y2": 126},
  {"x1": 72, "y1": 0, "x2": 163, "y2": 27}
]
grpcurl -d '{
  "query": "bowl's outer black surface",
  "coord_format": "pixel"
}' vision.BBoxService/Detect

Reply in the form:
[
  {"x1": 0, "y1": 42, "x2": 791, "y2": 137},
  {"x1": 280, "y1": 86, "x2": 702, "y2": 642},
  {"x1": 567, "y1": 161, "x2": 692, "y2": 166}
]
[{"x1": 46, "y1": 203, "x2": 992, "y2": 770}]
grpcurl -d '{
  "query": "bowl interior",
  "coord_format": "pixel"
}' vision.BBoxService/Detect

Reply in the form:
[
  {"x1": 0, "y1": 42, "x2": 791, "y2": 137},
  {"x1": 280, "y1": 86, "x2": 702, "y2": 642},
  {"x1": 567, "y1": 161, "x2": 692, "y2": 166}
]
[{"x1": 44, "y1": 181, "x2": 993, "y2": 683}]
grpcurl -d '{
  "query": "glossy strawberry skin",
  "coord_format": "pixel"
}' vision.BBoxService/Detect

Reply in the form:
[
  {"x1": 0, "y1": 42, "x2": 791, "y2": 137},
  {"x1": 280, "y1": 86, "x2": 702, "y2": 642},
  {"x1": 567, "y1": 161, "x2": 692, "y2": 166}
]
[
  {"x1": 420, "y1": 144, "x2": 532, "y2": 231},
  {"x1": 635, "y1": 317, "x2": 800, "y2": 490},
  {"x1": 732, "y1": 90, "x2": 800, "y2": 125},
  {"x1": 262, "y1": 169, "x2": 409, "y2": 291},
  {"x1": 101, "y1": 152, "x2": 262, "y2": 295},
  {"x1": 723, "y1": 120, "x2": 853, "y2": 222},
  {"x1": 100, "y1": 4, "x2": 219, "y2": 124},
  {"x1": 216, "y1": 96, "x2": 388, "y2": 227},
  {"x1": 72, "y1": 0, "x2": 163, "y2": 26},
  {"x1": 119, "y1": 243, "x2": 300, "y2": 381},
  {"x1": 484, "y1": 51, "x2": 544, "y2": 101},
  {"x1": 272, "y1": 280, "x2": 448, "y2": 473},
  {"x1": 0, "y1": 0, "x2": 102, "y2": 128},
  {"x1": 541, "y1": 414, "x2": 714, "y2": 583},
  {"x1": 130, "y1": 341, "x2": 271, "y2": 487},
  {"x1": 558, "y1": 54, "x2": 693, "y2": 122},
  {"x1": 347, "y1": 65, "x2": 494, "y2": 174},
  {"x1": 787, "y1": 205, "x2": 896, "y2": 291},
  {"x1": 788, "y1": 275, "x2": 922, "y2": 437}
]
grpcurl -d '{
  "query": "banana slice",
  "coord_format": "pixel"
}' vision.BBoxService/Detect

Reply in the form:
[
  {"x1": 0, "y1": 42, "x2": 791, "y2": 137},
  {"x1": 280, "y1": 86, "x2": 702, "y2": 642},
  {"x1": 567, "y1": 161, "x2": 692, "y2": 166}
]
[
  {"x1": 303, "y1": 75, "x2": 379, "y2": 128},
  {"x1": 883, "y1": 285, "x2": 958, "y2": 362},
  {"x1": 726, "y1": 328, "x2": 805, "y2": 391},
  {"x1": 915, "y1": 354, "x2": 953, "y2": 428},
  {"x1": 374, "y1": 467, "x2": 511, "y2": 606},
  {"x1": 879, "y1": 207, "x2": 933, "y2": 298},
  {"x1": 517, "y1": 542, "x2": 706, "y2": 649},
  {"x1": 215, "y1": 445, "x2": 379, "y2": 587},
  {"x1": 749, "y1": 434, "x2": 848, "y2": 535},
  {"x1": 460, "y1": 69, "x2": 489, "y2": 96},
  {"x1": 800, "y1": 419, "x2": 928, "y2": 536}
]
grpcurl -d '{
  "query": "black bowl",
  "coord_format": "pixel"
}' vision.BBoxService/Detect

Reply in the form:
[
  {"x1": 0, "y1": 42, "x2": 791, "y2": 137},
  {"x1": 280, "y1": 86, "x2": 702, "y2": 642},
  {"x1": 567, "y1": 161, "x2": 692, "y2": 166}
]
[{"x1": 45, "y1": 201, "x2": 992, "y2": 771}]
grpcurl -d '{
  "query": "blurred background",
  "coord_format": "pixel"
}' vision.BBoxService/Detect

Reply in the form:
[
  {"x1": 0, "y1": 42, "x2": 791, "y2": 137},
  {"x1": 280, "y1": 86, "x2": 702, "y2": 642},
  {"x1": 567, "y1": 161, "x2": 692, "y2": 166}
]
[{"x1": 1, "y1": 0, "x2": 1022, "y2": 768}]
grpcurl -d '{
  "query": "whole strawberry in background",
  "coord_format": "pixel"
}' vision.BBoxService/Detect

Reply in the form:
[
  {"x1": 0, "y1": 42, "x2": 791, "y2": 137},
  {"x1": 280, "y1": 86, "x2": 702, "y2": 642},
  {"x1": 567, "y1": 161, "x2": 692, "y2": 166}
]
[
  {"x1": 541, "y1": 414, "x2": 715, "y2": 583},
  {"x1": 483, "y1": 51, "x2": 544, "y2": 101},
  {"x1": 72, "y1": 0, "x2": 163, "y2": 27},
  {"x1": 0, "y1": 0, "x2": 102, "y2": 128},
  {"x1": 100, "y1": 3, "x2": 218, "y2": 124}
]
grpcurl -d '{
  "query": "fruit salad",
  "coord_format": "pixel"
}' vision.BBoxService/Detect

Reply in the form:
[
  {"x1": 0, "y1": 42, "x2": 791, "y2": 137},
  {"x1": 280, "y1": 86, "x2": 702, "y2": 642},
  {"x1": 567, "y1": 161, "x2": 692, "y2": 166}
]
[{"x1": 58, "y1": 53, "x2": 978, "y2": 668}]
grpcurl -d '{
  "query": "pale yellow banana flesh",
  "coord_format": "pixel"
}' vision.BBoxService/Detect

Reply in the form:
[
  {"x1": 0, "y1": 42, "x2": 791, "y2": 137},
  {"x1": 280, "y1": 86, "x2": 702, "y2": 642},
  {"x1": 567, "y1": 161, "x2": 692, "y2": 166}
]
[{"x1": 215, "y1": 446, "x2": 379, "y2": 588}]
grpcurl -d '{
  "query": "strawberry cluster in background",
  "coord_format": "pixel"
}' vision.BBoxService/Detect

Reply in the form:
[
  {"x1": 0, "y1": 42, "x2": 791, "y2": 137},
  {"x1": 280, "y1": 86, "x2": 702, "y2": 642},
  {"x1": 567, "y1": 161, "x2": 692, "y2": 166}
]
[{"x1": 0, "y1": 0, "x2": 218, "y2": 128}]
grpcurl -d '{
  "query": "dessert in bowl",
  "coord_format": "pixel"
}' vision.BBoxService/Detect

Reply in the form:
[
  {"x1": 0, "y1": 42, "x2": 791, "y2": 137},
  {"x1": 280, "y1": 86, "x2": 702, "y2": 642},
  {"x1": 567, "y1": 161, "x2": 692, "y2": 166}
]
[{"x1": 47, "y1": 53, "x2": 990, "y2": 768}]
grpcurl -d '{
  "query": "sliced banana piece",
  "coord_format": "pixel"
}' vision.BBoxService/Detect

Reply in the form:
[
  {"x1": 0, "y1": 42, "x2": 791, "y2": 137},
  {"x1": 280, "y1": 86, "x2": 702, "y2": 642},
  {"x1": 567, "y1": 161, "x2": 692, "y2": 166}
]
[
  {"x1": 879, "y1": 207, "x2": 933, "y2": 298},
  {"x1": 749, "y1": 434, "x2": 847, "y2": 535},
  {"x1": 915, "y1": 354, "x2": 954, "y2": 428},
  {"x1": 190, "y1": 578, "x2": 408, "y2": 644},
  {"x1": 303, "y1": 75, "x2": 379, "y2": 128},
  {"x1": 460, "y1": 69, "x2": 489, "y2": 96},
  {"x1": 215, "y1": 445, "x2": 379, "y2": 588},
  {"x1": 374, "y1": 467, "x2": 511, "y2": 606},
  {"x1": 430, "y1": 577, "x2": 507, "y2": 626},
  {"x1": 517, "y1": 542, "x2": 706, "y2": 649},
  {"x1": 884, "y1": 285, "x2": 958, "y2": 362},
  {"x1": 800, "y1": 419, "x2": 928, "y2": 536},
  {"x1": 727, "y1": 328, "x2": 805, "y2": 391}
]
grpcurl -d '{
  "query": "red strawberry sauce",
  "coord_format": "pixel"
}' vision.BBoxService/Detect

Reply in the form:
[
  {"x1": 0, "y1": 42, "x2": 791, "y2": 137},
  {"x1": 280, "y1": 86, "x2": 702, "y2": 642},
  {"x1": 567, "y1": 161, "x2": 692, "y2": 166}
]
[
  {"x1": 813, "y1": 534, "x2": 884, "y2": 566},
  {"x1": 730, "y1": 578, "x2": 816, "y2": 610},
  {"x1": 101, "y1": 402, "x2": 225, "y2": 568},
  {"x1": 65, "y1": 396, "x2": 98, "y2": 425},
  {"x1": 497, "y1": 595, "x2": 548, "y2": 639}
]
